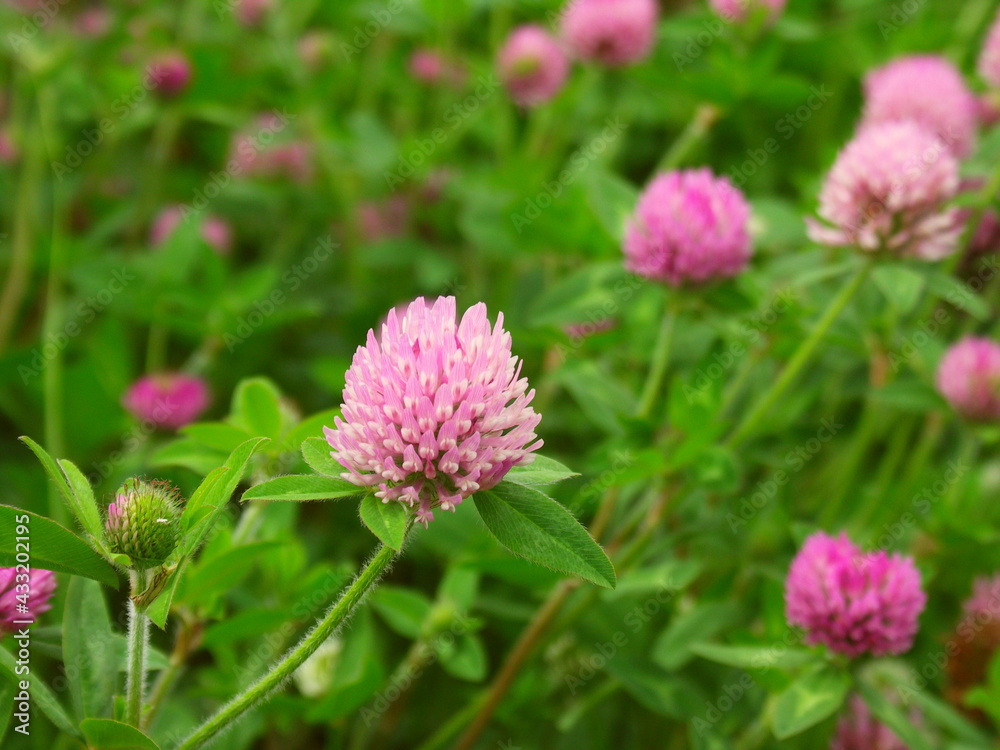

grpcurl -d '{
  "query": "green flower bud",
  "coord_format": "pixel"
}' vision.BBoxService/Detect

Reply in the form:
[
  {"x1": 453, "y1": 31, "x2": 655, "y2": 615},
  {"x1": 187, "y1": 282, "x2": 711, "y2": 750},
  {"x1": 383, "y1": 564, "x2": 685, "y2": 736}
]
[{"x1": 105, "y1": 478, "x2": 183, "y2": 569}]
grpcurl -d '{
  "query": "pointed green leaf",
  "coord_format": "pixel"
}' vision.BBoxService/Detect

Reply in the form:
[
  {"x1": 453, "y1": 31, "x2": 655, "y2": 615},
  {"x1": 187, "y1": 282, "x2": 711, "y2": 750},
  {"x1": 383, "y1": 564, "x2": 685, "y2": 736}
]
[
  {"x1": 64, "y1": 578, "x2": 116, "y2": 720},
  {"x1": 0, "y1": 506, "x2": 118, "y2": 588},
  {"x1": 79, "y1": 718, "x2": 160, "y2": 749},
  {"x1": 181, "y1": 438, "x2": 270, "y2": 552},
  {"x1": 438, "y1": 566, "x2": 479, "y2": 611},
  {"x1": 301, "y1": 436, "x2": 342, "y2": 476},
  {"x1": 0, "y1": 645, "x2": 79, "y2": 736},
  {"x1": 180, "y1": 466, "x2": 229, "y2": 534},
  {"x1": 20, "y1": 437, "x2": 101, "y2": 540},
  {"x1": 233, "y1": 377, "x2": 284, "y2": 440},
  {"x1": 370, "y1": 586, "x2": 432, "y2": 639},
  {"x1": 436, "y1": 632, "x2": 487, "y2": 682},
  {"x1": 19, "y1": 435, "x2": 72, "y2": 500},
  {"x1": 147, "y1": 437, "x2": 270, "y2": 628},
  {"x1": 359, "y1": 495, "x2": 409, "y2": 550},
  {"x1": 772, "y1": 665, "x2": 850, "y2": 739},
  {"x1": 473, "y1": 482, "x2": 616, "y2": 589},
  {"x1": 56, "y1": 459, "x2": 103, "y2": 542},
  {"x1": 689, "y1": 643, "x2": 818, "y2": 672},
  {"x1": 241, "y1": 474, "x2": 361, "y2": 503},
  {"x1": 652, "y1": 602, "x2": 739, "y2": 671},
  {"x1": 505, "y1": 455, "x2": 580, "y2": 486}
]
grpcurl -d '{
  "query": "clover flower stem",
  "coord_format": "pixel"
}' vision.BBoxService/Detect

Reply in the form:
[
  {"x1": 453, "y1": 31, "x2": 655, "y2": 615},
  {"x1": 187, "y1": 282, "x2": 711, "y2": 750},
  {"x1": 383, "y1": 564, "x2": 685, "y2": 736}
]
[
  {"x1": 131, "y1": 109, "x2": 182, "y2": 244},
  {"x1": 36, "y1": 84, "x2": 69, "y2": 525},
  {"x1": 453, "y1": 482, "x2": 666, "y2": 750},
  {"x1": 821, "y1": 397, "x2": 883, "y2": 527},
  {"x1": 657, "y1": 103, "x2": 721, "y2": 172},
  {"x1": 0, "y1": 73, "x2": 45, "y2": 356},
  {"x1": 178, "y1": 536, "x2": 405, "y2": 750},
  {"x1": 145, "y1": 302, "x2": 169, "y2": 374},
  {"x1": 945, "y1": 432, "x2": 979, "y2": 515},
  {"x1": 727, "y1": 259, "x2": 873, "y2": 447},
  {"x1": 414, "y1": 692, "x2": 490, "y2": 750},
  {"x1": 849, "y1": 416, "x2": 915, "y2": 532},
  {"x1": 636, "y1": 298, "x2": 677, "y2": 420},
  {"x1": 454, "y1": 578, "x2": 579, "y2": 750},
  {"x1": 125, "y1": 571, "x2": 151, "y2": 727},
  {"x1": 142, "y1": 645, "x2": 184, "y2": 730}
]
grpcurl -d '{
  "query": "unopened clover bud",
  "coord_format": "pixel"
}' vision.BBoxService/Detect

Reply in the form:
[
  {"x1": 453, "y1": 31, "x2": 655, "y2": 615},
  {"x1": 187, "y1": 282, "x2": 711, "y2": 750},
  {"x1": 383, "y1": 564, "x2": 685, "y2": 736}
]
[{"x1": 106, "y1": 478, "x2": 183, "y2": 569}]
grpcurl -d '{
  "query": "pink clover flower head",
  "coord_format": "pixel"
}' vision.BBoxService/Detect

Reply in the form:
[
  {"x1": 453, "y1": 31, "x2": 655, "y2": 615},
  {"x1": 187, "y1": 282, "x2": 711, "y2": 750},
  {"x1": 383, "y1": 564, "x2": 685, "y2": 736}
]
[
  {"x1": 709, "y1": 0, "x2": 787, "y2": 23},
  {"x1": 230, "y1": 117, "x2": 313, "y2": 183},
  {"x1": 0, "y1": 568, "x2": 56, "y2": 635},
  {"x1": 359, "y1": 196, "x2": 411, "y2": 243},
  {"x1": 963, "y1": 574, "x2": 1000, "y2": 621},
  {"x1": 235, "y1": 0, "x2": 272, "y2": 27},
  {"x1": 146, "y1": 52, "x2": 192, "y2": 97},
  {"x1": 624, "y1": 168, "x2": 752, "y2": 285},
  {"x1": 0, "y1": 131, "x2": 17, "y2": 164},
  {"x1": 150, "y1": 205, "x2": 232, "y2": 254},
  {"x1": 560, "y1": 0, "x2": 658, "y2": 67},
  {"x1": 860, "y1": 55, "x2": 977, "y2": 158},
  {"x1": 807, "y1": 121, "x2": 962, "y2": 261},
  {"x1": 201, "y1": 216, "x2": 234, "y2": 254},
  {"x1": 785, "y1": 531, "x2": 926, "y2": 657},
  {"x1": 409, "y1": 49, "x2": 447, "y2": 83},
  {"x1": 74, "y1": 7, "x2": 113, "y2": 38},
  {"x1": 123, "y1": 373, "x2": 211, "y2": 430},
  {"x1": 979, "y1": 9, "x2": 1000, "y2": 90},
  {"x1": 962, "y1": 574, "x2": 1000, "y2": 625},
  {"x1": 325, "y1": 296, "x2": 542, "y2": 526},
  {"x1": 498, "y1": 25, "x2": 569, "y2": 107},
  {"x1": 936, "y1": 337, "x2": 1000, "y2": 421}
]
